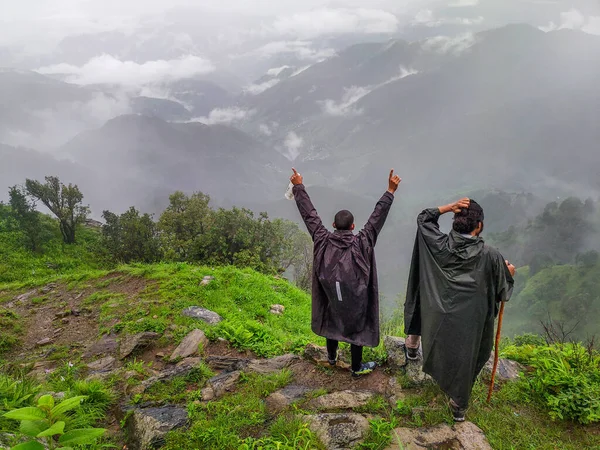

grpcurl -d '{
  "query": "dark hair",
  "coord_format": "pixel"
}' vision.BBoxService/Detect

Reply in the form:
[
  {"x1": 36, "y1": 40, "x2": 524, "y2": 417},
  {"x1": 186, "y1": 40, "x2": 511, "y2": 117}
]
[
  {"x1": 452, "y1": 200, "x2": 484, "y2": 234},
  {"x1": 334, "y1": 210, "x2": 354, "y2": 230}
]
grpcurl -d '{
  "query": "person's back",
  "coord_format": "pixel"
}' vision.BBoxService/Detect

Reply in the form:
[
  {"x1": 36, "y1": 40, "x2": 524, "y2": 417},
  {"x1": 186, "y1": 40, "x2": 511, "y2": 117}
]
[
  {"x1": 404, "y1": 198, "x2": 515, "y2": 421},
  {"x1": 290, "y1": 168, "x2": 401, "y2": 377}
]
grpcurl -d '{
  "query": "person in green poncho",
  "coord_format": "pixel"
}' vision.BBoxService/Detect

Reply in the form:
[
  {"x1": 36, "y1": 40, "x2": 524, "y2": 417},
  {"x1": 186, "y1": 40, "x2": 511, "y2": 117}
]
[{"x1": 404, "y1": 198, "x2": 515, "y2": 421}]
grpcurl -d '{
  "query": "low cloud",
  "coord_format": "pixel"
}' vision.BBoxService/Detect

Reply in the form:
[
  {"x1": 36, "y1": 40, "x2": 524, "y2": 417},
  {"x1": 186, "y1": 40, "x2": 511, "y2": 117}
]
[
  {"x1": 539, "y1": 9, "x2": 600, "y2": 35},
  {"x1": 319, "y1": 66, "x2": 418, "y2": 117},
  {"x1": 244, "y1": 79, "x2": 280, "y2": 95},
  {"x1": 284, "y1": 131, "x2": 303, "y2": 160},
  {"x1": 267, "y1": 66, "x2": 292, "y2": 76},
  {"x1": 37, "y1": 54, "x2": 215, "y2": 87},
  {"x1": 319, "y1": 86, "x2": 371, "y2": 117},
  {"x1": 412, "y1": 9, "x2": 484, "y2": 27},
  {"x1": 194, "y1": 107, "x2": 255, "y2": 125},
  {"x1": 253, "y1": 41, "x2": 336, "y2": 61},
  {"x1": 422, "y1": 32, "x2": 476, "y2": 55},
  {"x1": 259, "y1": 124, "x2": 273, "y2": 136},
  {"x1": 271, "y1": 8, "x2": 399, "y2": 38}
]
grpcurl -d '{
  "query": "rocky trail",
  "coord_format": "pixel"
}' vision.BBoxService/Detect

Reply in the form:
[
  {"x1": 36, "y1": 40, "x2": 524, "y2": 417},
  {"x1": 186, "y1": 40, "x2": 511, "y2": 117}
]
[{"x1": 1, "y1": 276, "x2": 521, "y2": 450}]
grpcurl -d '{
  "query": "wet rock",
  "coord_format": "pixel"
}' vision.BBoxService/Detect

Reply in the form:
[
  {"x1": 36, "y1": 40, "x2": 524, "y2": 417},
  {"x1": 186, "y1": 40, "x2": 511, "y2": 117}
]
[
  {"x1": 270, "y1": 304, "x2": 285, "y2": 315},
  {"x1": 200, "y1": 276, "x2": 214, "y2": 286},
  {"x1": 247, "y1": 354, "x2": 299, "y2": 375},
  {"x1": 13, "y1": 289, "x2": 37, "y2": 304},
  {"x1": 265, "y1": 385, "x2": 312, "y2": 413},
  {"x1": 483, "y1": 357, "x2": 523, "y2": 381},
  {"x1": 40, "y1": 283, "x2": 57, "y2": 294},
  {"x1": 182, "y1": 307, "x2": 222, "y2": 324},
  {"x1": 143, "y1": 358, "x2": 202, "y2": 389},
  {"x1": 155, "y1": 352, "x2": 166, "y2": 359},
  {"x1": 119, "y1": 332, "x2": 161, "y2": 359},
  {"x1": 384, "y1": 336, "x2": 407, "y2": 370},
  {"x1": 87, "y1": 356, "x2": 116, "y2": 373},
  {"x1": 205, "y1": 356, "x2": 250, "y2": 372},
  {"x1": 83, "y1": 335, "x2": 118, "y2": 358},
  {"x1": 28, "y1": 361, "x2": 55, "y2": 381},
  {"x1": 307, "y1": 390, "x2": 376, "y2": 411},
  {"x1": 304, "y1": 413, "x2": 370, "y2": 450},
  {"x1": 36, "y1": 337, "x2": 54, "y2": 347},
  {"x1": 304, "y1": 343, "x2": 350, "y2": 370},
  {"x1": 385, "y1": 377, "x2": 406, "y2": 406},
  {"x1": 170, "y1": 329, "x2": 208, "y2": 361},
  {"x1": 55, "y1": 310, "x2": 71, "y2": 319},
  {"x1": 404, "y1": 359, "x2": 433, "y2": 386},
  {"x1": 126, "y1": 406, "x2": 188, "y2": 450},
  {"x1": 201, "y1": 371, "x2": 241, "y2": 401},
  {"x1": 386, "y1": 422, "x2": 491, "y2": 450}
]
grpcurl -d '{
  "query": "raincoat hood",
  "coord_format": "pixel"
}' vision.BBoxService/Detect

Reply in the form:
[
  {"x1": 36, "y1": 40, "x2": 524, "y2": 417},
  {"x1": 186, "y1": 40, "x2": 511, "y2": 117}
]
[{"x1": 448, "y1": 230, "x2": 485, "y2": 260}]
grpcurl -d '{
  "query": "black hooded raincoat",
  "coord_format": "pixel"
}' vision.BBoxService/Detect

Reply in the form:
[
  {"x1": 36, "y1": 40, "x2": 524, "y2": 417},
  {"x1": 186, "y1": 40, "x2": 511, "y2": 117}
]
[
  {"x1": 404, "y1": 208, "x2": 514, "y2": 408},
  {"x1": 293, "y1": 184, "x2": 393, "y2": 347}
]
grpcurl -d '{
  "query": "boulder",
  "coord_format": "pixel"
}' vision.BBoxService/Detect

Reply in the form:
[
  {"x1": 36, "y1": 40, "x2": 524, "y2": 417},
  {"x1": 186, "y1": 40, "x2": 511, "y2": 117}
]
[
  {"x1": 182, "y1": 307, "x2": 222, "y2": 324},
  {"x1": 304, "y1": 413, "x2": 370, "y2": 450},
  {"x1": 386, "y1": 422, "x2": 491, "y2": 450},
  {"x1": 40, "y1": 283, "x2": 58, "y2": 294},
  {"x1": 119, "y1": 332, "x2": 161, "y2": 359},
  {"x1": 83, "y1": 335, "x2": 119, "y2": 358},
  {"x1": 483, "y1": 357, "x2": 523, "y2": 381},
  {"x1": 201, "y1": 370, "x2": 241, "y2": 401},
  {"x1": 247, "y1": 354, "x2": 299, "y2": 375},
  {"x1": 126, "y1": 406, "x2": 188, "y2": 450},
  {"x1": 384, "y1": 336, "x2": 407, "y2": 369},
  {"x1": 12, "y1": 289, "x2": 37, "y2": 306},
  {"x1": 87, "y1": 356, "x2": 116, "y2": 373},
  {"x1": 143, "y1": 358, "x2": 202, "y2": 389},
  {"x1": 36, "y1": 338, "x2": 54, "y2": 347},
  {"x1": 170, "y1": 329, "x2": 208, "y2": 361},
  {"x1": 270, "y1": 304, "x2": 285, "y2": 315},
  {"x1": 404, "y1": 359, "x2": 433, "y2": 386},
  {"x1": 306, "y1": 390, "x2": 376, "y2": 411},
  {"x1": 265, "y1": 385, "x2": 312, "y2": 413},
  {"x1": 205, "y1": 356, "x2": 250, "y2": 372}
]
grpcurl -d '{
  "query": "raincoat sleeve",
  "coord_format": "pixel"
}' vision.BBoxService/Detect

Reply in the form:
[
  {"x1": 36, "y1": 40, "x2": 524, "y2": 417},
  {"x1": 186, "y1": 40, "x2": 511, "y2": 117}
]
[
  {"x1": 416, "y1": 208, "x2": 448, "y2": 255},
  {"x1": 359, "y1": 191, "x2": 394, "y2": 247},
  {"x1": 293, "y1": 184, "x2": 329, "y2": 242}
]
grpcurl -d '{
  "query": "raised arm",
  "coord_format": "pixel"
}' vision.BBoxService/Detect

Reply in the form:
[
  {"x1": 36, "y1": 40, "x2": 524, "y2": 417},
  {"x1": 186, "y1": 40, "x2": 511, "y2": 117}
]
[
  {"x1": 360, "y1": 169, "x2": 400, "y2": 247},
  {"x1": 416, "y1": 198, "x2": 470, "y2": 252},
  {"x1": 290, "y1": 169, "x2": 328, "y2": 242}
]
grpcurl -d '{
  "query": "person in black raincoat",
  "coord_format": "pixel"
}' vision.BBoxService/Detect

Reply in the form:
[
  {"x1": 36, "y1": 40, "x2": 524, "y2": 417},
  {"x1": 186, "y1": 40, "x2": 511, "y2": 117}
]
[
  {"x1": 404, "y1": 198, "x2": 515, "y2": 420},
  {"x1": 290, "y1": 168, "x2": 401, "y2": 377}
]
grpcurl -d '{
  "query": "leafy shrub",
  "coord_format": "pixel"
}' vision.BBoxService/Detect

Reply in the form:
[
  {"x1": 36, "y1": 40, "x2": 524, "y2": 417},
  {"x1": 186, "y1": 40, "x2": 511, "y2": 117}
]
[
  {"x1": 512, "y1": 343, "x2": 600, "y2": 424},
  {"x1": 3, "y1": 394, "x2": 106, "y2": 449},
  {"x1": 210, "y1": 320, "x2": 283, "y2": 357},
  {"x1": 0, "y1": 375, "x2": 40, "y2": 431}
]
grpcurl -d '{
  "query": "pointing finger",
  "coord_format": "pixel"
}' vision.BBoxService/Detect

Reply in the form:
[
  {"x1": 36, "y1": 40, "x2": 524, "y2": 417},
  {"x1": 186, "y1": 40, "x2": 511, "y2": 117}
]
[
  {"x1": 389, "y1": 169, "x2": 394, "y2": 179},
  {"x1": 292, "y1": 168, "x2": 298, "y2": 175}
]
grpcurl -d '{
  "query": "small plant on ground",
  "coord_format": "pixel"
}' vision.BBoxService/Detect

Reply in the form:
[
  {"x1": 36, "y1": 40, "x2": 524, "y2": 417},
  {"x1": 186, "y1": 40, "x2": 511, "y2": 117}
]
[{"x1": 3, "y1": 394, "x2": 106, "y2": 449}]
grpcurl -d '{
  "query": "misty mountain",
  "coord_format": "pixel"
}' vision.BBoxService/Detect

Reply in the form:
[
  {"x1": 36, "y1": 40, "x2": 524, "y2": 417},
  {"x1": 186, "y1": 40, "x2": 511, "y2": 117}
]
[
  {"x1": 59, "y1": 114, "x2": 288, "y2": 212},
  {"x1": 238, "y1": 25, "x2": 600, "y2": 200}
]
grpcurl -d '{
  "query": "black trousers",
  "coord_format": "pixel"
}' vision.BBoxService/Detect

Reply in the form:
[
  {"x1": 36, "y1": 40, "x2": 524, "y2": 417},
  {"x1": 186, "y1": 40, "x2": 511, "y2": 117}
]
[{"x1": 326, "y1": 338, "x2": 363, "y2": 371}]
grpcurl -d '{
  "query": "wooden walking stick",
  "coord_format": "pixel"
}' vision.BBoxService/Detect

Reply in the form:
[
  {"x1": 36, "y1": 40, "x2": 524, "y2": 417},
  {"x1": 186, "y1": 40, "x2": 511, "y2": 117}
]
[{"x1": 487, "y1": 300, "x2": 506, "y2": 403}]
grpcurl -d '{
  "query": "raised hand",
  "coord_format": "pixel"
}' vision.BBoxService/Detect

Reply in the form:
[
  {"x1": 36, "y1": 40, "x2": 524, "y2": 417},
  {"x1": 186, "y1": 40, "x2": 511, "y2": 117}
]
[
  {"x1": 451, "y1": 198, "x2": 470, "y2": 214},
  {"x1": 505, "y1": 260, "x2": 516, "y2": 277},
  {"x1": 387, "y1": 169, "x2": 401, "y2": 194},
  {"x1": 290, "y1": 168, "x2": 303, "y2": 185}
]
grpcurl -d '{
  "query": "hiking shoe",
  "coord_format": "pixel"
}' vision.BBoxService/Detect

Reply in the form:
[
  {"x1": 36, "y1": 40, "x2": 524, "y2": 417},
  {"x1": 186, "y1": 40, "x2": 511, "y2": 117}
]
[
  {"x1": 450, "y1": 400, "x2": 466, "y2": 422},
  {"x1": 406, "y1": 346, "x2": 419, "y2": 361},
  {"x1": 351, "y1": 362, "x2": 377, "y2": 377},
  {"x1": 327, "y1": 351, "x2": 337, "y2": 366}
]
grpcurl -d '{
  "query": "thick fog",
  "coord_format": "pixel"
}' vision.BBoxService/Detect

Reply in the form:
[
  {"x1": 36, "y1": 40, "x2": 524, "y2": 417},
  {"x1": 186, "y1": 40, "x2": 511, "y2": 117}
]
[{"x1": 1, "y1": 0, "x2": 600, "y2": 302}]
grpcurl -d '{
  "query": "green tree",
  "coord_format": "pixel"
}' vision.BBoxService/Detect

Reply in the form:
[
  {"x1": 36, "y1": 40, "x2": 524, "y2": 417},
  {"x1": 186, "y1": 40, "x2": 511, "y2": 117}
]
[
  {"x1": 102, "y1": 207, "x2": 161, "y2": 263},
  {"x1": 8, "y1": 186, "x2": 46, "y2": 252},
  {"x1": 24, "y1": 176, "x2": 89, "y2": 244},
  {"x1": 157, "y1": 191, "x2": 212, "y2": 261}
]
